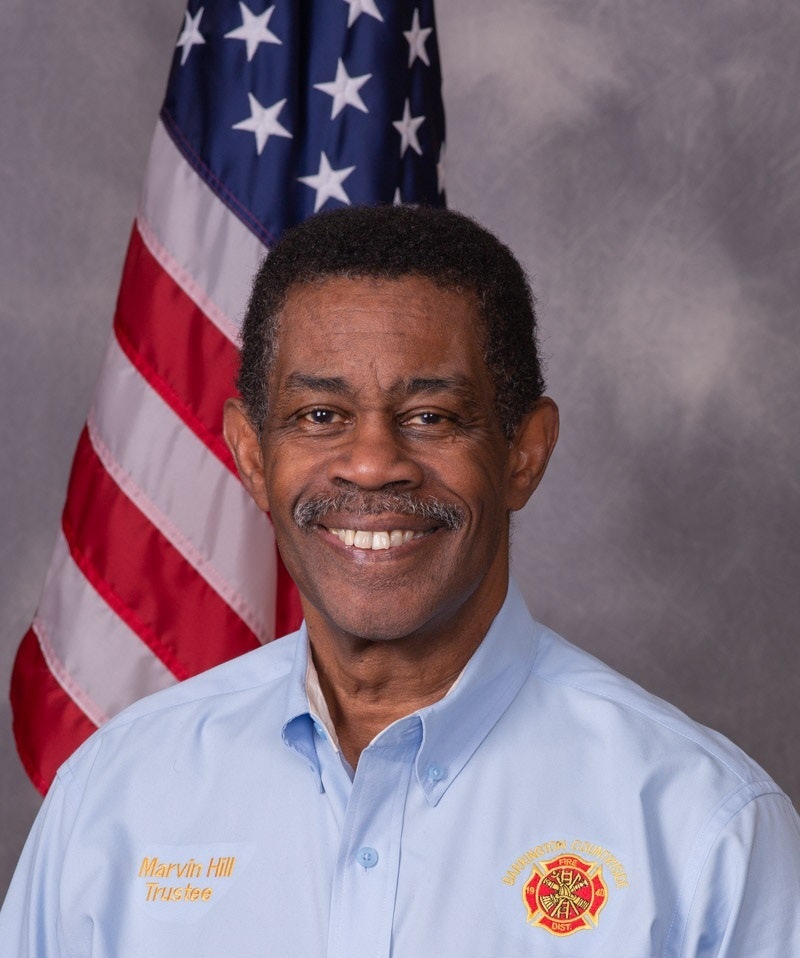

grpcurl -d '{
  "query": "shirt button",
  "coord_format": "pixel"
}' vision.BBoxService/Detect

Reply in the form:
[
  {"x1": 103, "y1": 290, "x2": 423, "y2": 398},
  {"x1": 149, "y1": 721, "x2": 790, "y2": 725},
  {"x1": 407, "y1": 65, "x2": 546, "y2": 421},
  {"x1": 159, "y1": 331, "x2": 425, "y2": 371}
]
[
  {"x1": 313, "y1": 721, "x2": 323, "y2": 736},
  {"x1": 427, "y1": 763, "x2": 445, "y2": 782},
  {"x1": 356, "y1": 846, "x2": 379, "y2": 868}
]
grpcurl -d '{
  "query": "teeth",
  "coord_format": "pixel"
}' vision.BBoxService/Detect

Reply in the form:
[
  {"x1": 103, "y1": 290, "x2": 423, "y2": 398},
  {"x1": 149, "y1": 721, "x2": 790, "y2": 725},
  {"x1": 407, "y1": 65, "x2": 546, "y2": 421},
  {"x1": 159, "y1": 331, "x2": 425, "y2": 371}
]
[
  {"x1": 372, "y1": 531, "x2": 391, "y2": 550},
  {"x1": 329, "y1": 528, "x2": 424, "y2": 550}
]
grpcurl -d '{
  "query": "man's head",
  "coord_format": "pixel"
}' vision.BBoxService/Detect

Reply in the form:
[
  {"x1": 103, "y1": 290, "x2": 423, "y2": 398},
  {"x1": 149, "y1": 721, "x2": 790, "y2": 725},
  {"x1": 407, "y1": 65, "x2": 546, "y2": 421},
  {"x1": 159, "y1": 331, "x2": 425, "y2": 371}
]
[
  {"x1": 225, "y1": 205, "x2": 558, "y2": 652},
  {"x1": 238, "y1": 204, "x2": 545, "y2": 440}
]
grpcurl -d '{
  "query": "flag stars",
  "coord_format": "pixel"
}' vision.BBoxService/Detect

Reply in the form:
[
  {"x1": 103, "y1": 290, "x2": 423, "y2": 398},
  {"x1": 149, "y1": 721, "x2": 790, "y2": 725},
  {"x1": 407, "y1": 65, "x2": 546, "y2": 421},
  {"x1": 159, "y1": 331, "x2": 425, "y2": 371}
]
[
  {"x1": 314, "y1": 59, "x2": 371, "y2": 119},
  {"x1": 299, "y1": 152, "x2": 356, "y2": 212},
  {"x1": 224, "y1": 3, "x2": 281, "y2": 61},
  {"x1": 176, "y1": 7, "x2": 206, "y2": 66},
  {"x1": 393, "y1": 99, "x2": 425, "y2": 157},
  {"x1": 404, "y1": 9, "x2": 432, "y2": 67},
  {"x1": 232, "y1": 94, "x2": 292, "y2": 154},
  {"x1": 342, "y1": 0, "x2": 384, "y2": 28}
]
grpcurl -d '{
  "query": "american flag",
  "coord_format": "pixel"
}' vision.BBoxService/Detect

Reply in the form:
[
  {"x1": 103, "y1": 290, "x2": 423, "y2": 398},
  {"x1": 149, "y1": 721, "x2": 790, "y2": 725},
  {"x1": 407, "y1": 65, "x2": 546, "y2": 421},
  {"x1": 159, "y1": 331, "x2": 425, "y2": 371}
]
[{"x1": 11, "y1": 0, "x2": 446, "y2": 794}]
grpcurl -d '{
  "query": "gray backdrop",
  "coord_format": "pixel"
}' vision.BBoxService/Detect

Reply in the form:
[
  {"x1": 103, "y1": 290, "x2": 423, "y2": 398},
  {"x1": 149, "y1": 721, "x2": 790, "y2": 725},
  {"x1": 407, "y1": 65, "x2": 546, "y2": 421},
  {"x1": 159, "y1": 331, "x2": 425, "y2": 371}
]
[{"x1": 2, "y1": 0, "x2": 799, "y2": 897}]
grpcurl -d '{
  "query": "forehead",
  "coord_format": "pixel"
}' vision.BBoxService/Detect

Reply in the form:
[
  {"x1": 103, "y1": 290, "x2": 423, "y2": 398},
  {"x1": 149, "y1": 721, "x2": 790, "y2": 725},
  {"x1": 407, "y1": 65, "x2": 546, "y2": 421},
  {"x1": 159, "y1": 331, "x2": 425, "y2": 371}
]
[{"x1": 272, "y1": 275, "x2": 488, "y2": 383}]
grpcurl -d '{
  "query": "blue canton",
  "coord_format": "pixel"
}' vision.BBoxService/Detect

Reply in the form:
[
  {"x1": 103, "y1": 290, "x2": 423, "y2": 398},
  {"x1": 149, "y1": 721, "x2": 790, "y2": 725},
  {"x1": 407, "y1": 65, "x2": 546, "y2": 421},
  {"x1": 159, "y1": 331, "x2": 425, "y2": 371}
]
[{"x1": 162, "y1": 0, "x2": 446, "y2": 247}]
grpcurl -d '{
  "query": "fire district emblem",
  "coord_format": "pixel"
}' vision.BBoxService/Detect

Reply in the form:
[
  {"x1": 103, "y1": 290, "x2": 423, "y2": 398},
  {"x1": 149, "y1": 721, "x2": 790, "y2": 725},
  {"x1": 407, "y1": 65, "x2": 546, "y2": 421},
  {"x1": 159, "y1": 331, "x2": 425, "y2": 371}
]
[{"x1": 523, "y1": 854, "x2": 607, "y2": 936}]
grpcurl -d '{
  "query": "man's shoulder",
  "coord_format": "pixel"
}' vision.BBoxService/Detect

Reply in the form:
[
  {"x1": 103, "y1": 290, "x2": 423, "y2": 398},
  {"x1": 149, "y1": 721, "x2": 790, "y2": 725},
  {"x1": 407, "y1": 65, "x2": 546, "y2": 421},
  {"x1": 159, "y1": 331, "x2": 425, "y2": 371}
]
[
  {"x1": 526, "y1": 622, "x2": 776, "y2": 792},
  {"x1": 58, "y1": 631, "x2": 301, "y2": 781},
  {"x1": 110, "y1": 630, "x2": 299, "y2": 723}
]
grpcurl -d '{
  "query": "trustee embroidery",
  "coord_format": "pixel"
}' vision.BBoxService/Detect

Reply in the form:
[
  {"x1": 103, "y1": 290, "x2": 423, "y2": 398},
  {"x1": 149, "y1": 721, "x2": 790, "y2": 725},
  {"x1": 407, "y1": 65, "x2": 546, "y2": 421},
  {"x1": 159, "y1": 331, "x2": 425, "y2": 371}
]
[{"x1": 138, "y1": 854, "x2": 237, "y2": 903}]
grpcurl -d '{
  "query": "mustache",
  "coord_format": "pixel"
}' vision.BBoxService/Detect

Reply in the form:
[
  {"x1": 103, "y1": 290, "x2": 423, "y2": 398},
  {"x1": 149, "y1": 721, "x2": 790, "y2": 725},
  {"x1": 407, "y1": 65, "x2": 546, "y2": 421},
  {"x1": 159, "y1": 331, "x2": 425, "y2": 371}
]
[{"x1": 293, "y1": 491, "x2": 467, "y2": 531}]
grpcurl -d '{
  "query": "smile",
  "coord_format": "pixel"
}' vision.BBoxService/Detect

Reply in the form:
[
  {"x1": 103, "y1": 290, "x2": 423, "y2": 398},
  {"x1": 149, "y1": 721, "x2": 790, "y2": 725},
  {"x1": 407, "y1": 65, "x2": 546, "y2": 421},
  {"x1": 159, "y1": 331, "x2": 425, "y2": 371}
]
[{"x1": 326, "y1": 528, "x2": 428, "y2": 550}]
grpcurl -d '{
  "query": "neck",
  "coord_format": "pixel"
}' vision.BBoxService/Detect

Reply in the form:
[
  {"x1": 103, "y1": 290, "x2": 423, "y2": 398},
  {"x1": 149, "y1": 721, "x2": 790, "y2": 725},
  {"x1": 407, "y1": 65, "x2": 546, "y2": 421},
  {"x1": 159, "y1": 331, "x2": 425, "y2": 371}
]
[{"x1": 306, "y1": 587, "x2": 505, "y2": 768}]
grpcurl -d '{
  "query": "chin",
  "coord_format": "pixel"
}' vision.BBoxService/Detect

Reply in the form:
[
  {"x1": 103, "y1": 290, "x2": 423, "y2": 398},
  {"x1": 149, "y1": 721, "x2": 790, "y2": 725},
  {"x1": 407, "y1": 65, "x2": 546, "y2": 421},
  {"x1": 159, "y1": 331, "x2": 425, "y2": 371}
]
[
  {"x1": 304, "y1": 580, "x2": 445, "y2": 644},
  {"x1": 325, "y1": 604, "x2": 430, "y2": 643}
]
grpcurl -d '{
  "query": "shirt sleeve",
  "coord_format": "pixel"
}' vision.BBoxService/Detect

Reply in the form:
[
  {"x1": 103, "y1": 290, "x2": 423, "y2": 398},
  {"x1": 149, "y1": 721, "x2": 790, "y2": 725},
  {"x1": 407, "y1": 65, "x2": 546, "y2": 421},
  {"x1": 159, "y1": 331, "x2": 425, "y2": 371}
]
[
  {"x1": 676, "y1": 789, "x2": 800, "y2": 958},
  {"x1": 0, "y1": 769, "x2": 85, "y2": 958}
]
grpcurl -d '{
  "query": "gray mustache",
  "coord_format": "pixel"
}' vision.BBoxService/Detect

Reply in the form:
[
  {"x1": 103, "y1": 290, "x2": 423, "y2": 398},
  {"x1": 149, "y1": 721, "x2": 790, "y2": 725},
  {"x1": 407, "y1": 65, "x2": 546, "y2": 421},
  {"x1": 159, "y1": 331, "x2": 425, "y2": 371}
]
[{"x1": 293, "y1": 492, "x2": 467, "y2": 531}]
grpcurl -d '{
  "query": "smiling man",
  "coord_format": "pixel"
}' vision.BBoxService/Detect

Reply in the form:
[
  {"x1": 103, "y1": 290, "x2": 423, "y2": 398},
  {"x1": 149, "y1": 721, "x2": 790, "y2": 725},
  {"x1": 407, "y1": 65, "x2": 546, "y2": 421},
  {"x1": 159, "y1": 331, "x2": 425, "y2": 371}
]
[
  {"x1": 225, "y1": 255, "x2": 557, "y2": 766},
  {"x1": 1, "y1": 206, "x2": 799, "y2": 956}
]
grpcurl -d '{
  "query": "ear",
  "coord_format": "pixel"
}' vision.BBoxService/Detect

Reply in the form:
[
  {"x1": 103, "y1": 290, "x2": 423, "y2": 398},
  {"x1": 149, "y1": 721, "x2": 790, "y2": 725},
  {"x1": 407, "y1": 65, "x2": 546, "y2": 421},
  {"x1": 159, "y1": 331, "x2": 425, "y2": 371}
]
[
  {"x1": 223, "y1": 398, "x2": 270, "y2": 513},
  {"x1": 506, "y1": 397, "x2": 559, "y2": 512}
]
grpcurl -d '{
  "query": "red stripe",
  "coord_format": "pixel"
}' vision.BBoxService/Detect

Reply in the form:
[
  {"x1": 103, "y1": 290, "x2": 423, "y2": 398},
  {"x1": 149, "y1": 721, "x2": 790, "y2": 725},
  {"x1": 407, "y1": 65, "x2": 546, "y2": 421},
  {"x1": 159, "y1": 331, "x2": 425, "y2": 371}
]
[
  {"x1": 113, "y1": 225, "x2": 302, "y2": 639},
  {"x1": 113, "y1": 227, "x2": 240, "y2": 474},
  {"x1": 11, "y1": 629, "x2": 99, "y2": 795},
  {"x1": 64, "y1": 428, "x2": 260, "y2": 678}
]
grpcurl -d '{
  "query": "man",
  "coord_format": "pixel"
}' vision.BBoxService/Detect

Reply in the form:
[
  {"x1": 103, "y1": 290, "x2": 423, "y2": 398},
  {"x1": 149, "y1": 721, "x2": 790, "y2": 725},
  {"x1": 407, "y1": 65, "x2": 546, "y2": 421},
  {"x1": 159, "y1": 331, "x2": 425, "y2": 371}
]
[{"x1": 1, "y1": 205, "x2": 798, "y2": 956}]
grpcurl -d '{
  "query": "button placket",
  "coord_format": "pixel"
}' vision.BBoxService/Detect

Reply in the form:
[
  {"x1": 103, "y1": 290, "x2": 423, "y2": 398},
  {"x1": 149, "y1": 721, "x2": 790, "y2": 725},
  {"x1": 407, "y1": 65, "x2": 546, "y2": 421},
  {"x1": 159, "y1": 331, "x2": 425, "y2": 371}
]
[{"x1": 326, "y1": 735, "x2": 418, "y2": 958}]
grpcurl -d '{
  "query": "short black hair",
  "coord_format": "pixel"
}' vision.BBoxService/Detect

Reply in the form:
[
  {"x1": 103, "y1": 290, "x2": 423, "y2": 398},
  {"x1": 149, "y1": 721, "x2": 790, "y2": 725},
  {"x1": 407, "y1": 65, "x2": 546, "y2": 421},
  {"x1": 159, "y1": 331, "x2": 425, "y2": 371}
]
[{"x1": 238, "y1": 205, "x2": 545, "y2": 438}]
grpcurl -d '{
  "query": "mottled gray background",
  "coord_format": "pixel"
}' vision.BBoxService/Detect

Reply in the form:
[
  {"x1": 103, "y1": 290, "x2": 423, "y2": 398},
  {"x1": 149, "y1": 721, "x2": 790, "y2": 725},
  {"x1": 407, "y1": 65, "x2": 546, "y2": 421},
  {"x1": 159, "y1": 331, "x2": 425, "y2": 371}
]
[{"x1": 2, "y1": 0, "x2": 799, "y2": 897}]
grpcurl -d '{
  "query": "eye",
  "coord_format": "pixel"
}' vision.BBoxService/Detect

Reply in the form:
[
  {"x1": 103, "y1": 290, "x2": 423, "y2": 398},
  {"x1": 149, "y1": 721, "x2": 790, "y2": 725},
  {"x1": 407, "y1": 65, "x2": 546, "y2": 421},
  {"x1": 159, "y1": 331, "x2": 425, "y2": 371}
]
[
  {"x1": 403, "y1": 411, "x2": 449, "y2": 426},
  {"x1": 300, "y1": 408, "x2": 343, "y2": 425}
]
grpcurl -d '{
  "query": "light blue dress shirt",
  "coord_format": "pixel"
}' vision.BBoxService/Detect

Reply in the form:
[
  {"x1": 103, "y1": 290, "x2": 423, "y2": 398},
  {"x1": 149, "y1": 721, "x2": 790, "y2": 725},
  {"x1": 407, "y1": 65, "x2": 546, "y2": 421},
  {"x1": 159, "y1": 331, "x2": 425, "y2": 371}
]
[{"x1": 1, "y1": 582, "x2": 799, "y2": 956}]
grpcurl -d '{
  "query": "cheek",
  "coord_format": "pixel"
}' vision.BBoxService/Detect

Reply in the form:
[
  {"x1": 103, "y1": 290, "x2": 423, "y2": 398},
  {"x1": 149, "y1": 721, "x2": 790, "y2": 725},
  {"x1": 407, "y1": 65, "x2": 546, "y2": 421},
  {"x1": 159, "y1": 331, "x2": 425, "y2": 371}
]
[
  {"x1": 436, "y1": 451, "x2": 510, "y2": 509},
  {"x1": 261, "y1": 463, "x2": 299, "y2": 532},
  {"x1": 263, "y1": 441, "x2": 316, "y2": 501}
]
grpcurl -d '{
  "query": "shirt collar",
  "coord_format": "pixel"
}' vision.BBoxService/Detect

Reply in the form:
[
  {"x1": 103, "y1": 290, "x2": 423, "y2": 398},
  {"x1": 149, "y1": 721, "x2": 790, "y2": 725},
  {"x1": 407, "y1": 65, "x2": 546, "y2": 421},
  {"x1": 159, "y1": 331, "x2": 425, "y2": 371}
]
[
  {"x1": 281, "y1": 622, "x2": 324, "y2": 788},
  {"x1": 281, "y1": 581, "x2": 540, "y2": 805},
  {"x1": 305, "y1": 650, "x2": 344, "y2": 754},
  {"x1": 412, "y1": 580, "x2": 539, "y2": 805}
]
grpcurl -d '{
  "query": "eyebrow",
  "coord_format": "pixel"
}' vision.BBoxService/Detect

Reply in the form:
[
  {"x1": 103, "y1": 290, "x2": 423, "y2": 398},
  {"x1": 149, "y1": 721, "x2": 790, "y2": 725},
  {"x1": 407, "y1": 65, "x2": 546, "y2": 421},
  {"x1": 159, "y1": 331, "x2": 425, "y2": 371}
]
[
  {"x1": 401, "y1": 376, "x2": 474, "y2": 399},
  {"x1": 283, "y1": 373, "x2": 351, "y2": 395},
  {"x1": 282, "y1": 372, "x2": 476, "y2": 401}
]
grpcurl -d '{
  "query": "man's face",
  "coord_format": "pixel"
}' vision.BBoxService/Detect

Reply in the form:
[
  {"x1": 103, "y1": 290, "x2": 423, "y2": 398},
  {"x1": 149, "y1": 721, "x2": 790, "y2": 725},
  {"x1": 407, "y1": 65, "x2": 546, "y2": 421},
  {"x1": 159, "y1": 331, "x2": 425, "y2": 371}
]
[{"x1": 231, "y1": 275, "x2": 553, "y2": 647}]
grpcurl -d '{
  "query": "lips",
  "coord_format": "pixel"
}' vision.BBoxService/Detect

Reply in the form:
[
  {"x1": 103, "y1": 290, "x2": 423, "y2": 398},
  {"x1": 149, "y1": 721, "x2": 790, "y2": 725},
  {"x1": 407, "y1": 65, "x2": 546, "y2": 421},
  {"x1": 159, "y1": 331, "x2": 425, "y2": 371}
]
[{"x1": 326, "y1": 527, "x2": 426, "y2": 550}]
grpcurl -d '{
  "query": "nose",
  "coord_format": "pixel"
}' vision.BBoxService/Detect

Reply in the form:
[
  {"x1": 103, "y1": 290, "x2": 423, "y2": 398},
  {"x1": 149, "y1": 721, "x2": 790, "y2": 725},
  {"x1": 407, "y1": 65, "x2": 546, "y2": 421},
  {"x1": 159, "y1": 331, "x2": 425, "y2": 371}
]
[{"x1": 328, "y1": 416, "x2": 424, "y2": 490}]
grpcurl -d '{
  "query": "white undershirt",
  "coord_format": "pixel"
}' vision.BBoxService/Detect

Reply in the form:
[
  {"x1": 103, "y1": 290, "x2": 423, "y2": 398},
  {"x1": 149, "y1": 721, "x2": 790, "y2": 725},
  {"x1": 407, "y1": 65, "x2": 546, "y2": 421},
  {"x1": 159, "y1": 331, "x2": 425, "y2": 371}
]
[{"x1": 304, "y1": 643, "x2": 466, "y2": 759}]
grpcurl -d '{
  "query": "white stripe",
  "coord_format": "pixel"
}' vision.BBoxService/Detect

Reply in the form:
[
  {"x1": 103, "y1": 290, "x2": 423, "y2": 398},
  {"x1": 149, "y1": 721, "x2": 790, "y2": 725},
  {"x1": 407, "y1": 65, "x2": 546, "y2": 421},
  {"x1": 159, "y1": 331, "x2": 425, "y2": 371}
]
[
  {"x1": 88, "y1": 337, "x2": 276, "y2": 641},
  {"x1": 34, "y1": 534, "x2": 177, "y2": 725},
  {"x1": 138, "y1": 120, "x2": 270, "y2": 341}
]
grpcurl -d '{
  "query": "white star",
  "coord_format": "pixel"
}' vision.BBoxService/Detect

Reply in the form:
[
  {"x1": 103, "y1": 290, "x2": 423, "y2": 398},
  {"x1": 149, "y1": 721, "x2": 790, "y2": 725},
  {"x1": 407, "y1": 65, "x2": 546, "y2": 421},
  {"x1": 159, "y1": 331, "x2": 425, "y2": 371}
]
[
  {"x1": 176, "y1": 8, "x2": 206, "y2": 66},
  {"x1": 342, "y1": 0, "x2": 384, "y2": 28},
  {"x1": 298, "y1": 152, "x2": 356, "y2": 212},
  {"x1": 232, "y1": 94, "x2": 292, "y2": 155},
  {"x1": 393, "y1": 187, "x2": 403, "y2": 205},
  {"x1": 392, "y1": 99, "x2": 425, "y2": 157},
  {"x1": 224, "y1": 3, "x2": 281, "y2": 61},
  {"x1": 437, "y1": 142, "x2": 446, "y2": 194},
  {"x1": 404, "y1": 9, "x2": 432, "y2": 67},
  {"x1": 314, "y1": 59, "x2": 371, "y2": 119}
]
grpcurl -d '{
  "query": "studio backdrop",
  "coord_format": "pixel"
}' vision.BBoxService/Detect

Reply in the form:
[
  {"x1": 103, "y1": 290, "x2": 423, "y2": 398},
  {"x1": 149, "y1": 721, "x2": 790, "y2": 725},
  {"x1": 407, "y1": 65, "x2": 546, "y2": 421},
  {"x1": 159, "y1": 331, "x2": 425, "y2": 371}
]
[{"x1": 2, "y1": 0, "x2": 799, "y2": 897}]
